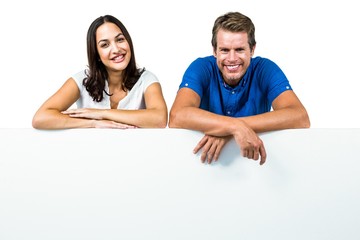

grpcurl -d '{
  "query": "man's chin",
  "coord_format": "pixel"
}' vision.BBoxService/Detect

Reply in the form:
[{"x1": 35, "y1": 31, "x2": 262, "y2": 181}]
[
  {"x1": 224, "y1": 78, "x2": 241, "y2": 87},
  {"x1": 224, "y1": 73, "x2": 241, "y2": 83}
]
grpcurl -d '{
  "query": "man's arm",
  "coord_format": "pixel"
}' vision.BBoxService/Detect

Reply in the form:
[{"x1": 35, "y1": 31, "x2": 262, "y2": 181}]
[
  {"x1": 240, "y1": 90, "x2": 311, "y2": 132},
  {"x1": 169, "y1": 88, "x2": 266, "y2": 164},
  {"x1": 169, "y1": 88, "x2": 237, "y2": 135}
]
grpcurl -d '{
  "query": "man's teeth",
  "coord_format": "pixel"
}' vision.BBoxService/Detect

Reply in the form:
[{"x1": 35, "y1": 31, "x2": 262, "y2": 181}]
[{"x1": 227, "y1": 65, "x2": 238, "y2": 70}]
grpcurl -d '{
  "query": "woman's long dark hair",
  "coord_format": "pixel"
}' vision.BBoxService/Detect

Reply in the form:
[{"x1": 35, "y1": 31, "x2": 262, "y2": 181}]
[{"x1": 84, "y1": 15, "x2": 143, "y2": 102}]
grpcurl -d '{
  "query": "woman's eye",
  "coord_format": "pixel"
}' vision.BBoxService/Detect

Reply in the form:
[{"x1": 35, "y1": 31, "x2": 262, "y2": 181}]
[{"x1": 117, "y1": 37, "x2": 125, "y2": 43}]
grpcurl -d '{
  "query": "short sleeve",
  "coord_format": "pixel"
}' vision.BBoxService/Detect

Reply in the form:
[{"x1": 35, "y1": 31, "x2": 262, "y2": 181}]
[
  {"x1": 179, "y1": 58, "x2": 212, "y2": 99},
  {"x1": 256, "y1": 59, "x2": 292, "y2": 104},
  {"x1": 72, "y1": 70, "x2": 87, "y2": 92}
]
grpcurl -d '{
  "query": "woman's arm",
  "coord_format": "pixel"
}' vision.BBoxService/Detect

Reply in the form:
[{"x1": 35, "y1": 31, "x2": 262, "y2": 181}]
[
  {"x1": 103, "y1": 82, "x2": 168, "y2": 128},
  {"x1": 32, "y1": 78, "x2": 96, "y2": 129},
  {"x1": 61, "y1": 82, "x2": 168, "y2": 128}
]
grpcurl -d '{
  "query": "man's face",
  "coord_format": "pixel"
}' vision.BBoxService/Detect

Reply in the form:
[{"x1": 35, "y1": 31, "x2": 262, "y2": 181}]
[{"x1": 213, "y1": 29, "x2": 255, "y2": 87}]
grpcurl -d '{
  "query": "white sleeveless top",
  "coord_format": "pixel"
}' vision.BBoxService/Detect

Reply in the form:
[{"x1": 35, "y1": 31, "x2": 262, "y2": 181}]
[{"x1": 72, "y1": 69, "x2": 159, "y2": 109}]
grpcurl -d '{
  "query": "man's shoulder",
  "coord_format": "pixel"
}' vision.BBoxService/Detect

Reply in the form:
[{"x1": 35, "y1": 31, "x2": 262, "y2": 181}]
[
  {"x1": 192, "y1": 55, "x2": 216, "y2": 64},
  {"x1": 188, "y1": 56, "x2": 217, "y2": 73},
  {"x1": 251, "y1": 56, "x2": 276, "y2": 67}
]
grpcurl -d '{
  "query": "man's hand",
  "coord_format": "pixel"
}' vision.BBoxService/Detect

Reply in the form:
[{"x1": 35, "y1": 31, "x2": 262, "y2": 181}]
[
  {"x1": 233, "y1": 123, "x2": 267, "y2": 165},
  {"x1": 193, "y1": 135, "x2": 232, "y2": 164}
]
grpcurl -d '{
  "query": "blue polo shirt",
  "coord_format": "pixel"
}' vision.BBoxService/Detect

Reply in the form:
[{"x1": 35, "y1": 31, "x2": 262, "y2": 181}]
[{"x1": 179, "y1": 56, "x2": 292, "y2": 117}]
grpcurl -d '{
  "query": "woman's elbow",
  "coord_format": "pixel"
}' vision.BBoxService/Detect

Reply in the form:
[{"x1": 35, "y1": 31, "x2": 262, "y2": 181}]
[
  {"x1": 32, "y1": 111, "x2": 55, "y2": 130},
  {"x1": 154, "y1": 110, "x2": 168, "y2": 128},
  {"x1": 157, "y1": 115, "x2": 168, "y2": 128},
  {"x1": 32, "y1": 114, "x2": 43, "y2": 129}
]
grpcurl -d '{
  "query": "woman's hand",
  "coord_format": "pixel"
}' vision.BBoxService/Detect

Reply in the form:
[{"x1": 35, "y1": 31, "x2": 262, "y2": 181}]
[
  {"x1": 62, "y1": 108, "x2": 105, "y2": 120},
  {"x1": 62, "y1": 108, "x2": 137, "y2": 129}
]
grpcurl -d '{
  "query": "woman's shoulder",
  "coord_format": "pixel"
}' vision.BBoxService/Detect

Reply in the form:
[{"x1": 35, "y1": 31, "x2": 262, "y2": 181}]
[
  {"x1": 71, "y1": 69, "x2": 88, "y2": 90},
  {"x1": 139, "y1": 69, "x2": 159, "y2": 83},
  {"x1": 72, "y1": 69, "x2": 87, "y2": 82},
  {"x1": 140, "y1": 69, "x2": 158, "y2": 80},
  {"x1": 129, "y1": 69, "x2": 160, "y2": 93}
]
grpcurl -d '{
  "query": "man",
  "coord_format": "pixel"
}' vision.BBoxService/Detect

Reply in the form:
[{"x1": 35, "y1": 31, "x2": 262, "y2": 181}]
[{"x1": 169, "y1": 12, "x2": 310, "y2": 165}]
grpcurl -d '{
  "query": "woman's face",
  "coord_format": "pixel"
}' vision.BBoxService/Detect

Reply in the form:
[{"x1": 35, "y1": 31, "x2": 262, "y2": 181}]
[{"x1": 96, "y1": 22, "x2": 131, "y2": 73}]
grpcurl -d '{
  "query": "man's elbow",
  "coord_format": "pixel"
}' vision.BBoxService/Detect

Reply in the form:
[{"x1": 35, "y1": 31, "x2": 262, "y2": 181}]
[
  {"x1": 299, "y1": 110, "x2": 311, "y2": 128},
  {"x1": 303, "y1": 116, "x2": 311, "y2": 128},
  {"x1": 168, "y1": 109, "x2": 180, "y2": 128}
]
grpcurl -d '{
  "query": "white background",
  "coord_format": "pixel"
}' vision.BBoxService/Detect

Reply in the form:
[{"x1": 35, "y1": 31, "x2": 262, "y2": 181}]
[
  {"x1": 1, "y1": 128, "x2": 360, "y2": 239},
  {"x1": 1, "y1": 0, "x2": 359, "y2": 128}
]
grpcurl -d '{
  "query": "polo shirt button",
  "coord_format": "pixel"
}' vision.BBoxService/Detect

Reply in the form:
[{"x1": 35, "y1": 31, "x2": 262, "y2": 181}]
[{"x1": 232, "y1": 91, "x2": 235, "y2": 94}]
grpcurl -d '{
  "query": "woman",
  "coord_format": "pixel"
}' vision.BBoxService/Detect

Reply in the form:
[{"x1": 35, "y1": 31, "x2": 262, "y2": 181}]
[{"x1": 32, "y1": 15, "x2": 167, "y2": 129}]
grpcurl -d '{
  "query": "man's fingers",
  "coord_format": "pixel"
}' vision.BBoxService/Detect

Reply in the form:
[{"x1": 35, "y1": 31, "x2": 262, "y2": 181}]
[{"x1": 193, "y1": 136, "x2": 209, "y2": 154}]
